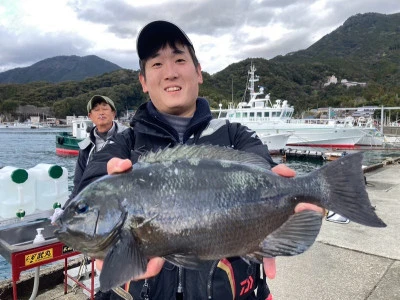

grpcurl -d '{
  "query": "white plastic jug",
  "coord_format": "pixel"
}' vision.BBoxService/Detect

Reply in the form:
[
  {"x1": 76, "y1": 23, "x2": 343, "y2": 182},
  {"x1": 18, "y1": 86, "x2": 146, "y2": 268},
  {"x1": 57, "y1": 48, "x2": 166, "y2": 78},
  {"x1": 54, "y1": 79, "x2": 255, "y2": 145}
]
[
  {"x1": 28, "y1": 163, "x2": 69, "y2": 211},
  {"x1": 0, "y1": 166, "x2": 36, "y2": 219}
]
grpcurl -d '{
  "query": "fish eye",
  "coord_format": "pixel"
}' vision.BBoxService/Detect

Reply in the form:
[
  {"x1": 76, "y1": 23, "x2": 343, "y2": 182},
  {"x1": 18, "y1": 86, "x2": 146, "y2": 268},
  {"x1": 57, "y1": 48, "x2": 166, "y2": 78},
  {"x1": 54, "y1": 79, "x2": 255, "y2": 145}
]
[{"x1": 76, "y1": 203, "x2": 89, "y2": 214}]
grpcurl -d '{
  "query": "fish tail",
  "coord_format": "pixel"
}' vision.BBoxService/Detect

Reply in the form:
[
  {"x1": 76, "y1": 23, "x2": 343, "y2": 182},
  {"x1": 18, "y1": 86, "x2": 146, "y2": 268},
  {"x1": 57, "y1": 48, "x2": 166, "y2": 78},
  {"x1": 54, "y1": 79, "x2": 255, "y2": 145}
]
[{"x1": 312, "y1": 152, "x2": 386, "y2": 227}]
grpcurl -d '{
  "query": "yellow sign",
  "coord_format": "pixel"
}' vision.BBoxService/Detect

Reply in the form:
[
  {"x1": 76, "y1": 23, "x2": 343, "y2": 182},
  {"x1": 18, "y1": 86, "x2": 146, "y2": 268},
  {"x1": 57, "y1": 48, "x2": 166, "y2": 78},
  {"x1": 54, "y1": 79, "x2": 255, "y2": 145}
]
[{"x1": 25, "y1": 248, "x2": 53, "y2": 266}]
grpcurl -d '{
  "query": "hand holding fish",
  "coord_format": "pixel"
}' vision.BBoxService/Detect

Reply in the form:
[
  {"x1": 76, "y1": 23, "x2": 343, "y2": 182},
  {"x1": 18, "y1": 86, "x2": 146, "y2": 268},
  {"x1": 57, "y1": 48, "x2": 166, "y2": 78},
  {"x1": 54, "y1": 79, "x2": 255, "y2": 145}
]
[
  {"x1": 107, "y1": 157, "x2": 133, "y2": 174},
  {"x1": 105, "y1": 157, "x2": 325, "y2": 280}
]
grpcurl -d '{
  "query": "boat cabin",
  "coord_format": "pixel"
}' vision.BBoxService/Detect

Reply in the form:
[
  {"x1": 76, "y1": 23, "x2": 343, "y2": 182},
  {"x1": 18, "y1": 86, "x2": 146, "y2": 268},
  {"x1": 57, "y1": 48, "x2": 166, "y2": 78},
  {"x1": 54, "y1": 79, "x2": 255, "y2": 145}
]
[{"x1": 72, "y1": 119, "x2": 93, "y2": 139}]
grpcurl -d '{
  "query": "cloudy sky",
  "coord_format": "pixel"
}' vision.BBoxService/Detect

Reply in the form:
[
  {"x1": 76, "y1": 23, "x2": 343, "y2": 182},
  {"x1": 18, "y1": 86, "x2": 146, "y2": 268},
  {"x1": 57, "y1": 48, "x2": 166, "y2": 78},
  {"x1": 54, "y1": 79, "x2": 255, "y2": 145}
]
[{"x1": 0, "y1": 0, "x2": 399, "y2": 74}]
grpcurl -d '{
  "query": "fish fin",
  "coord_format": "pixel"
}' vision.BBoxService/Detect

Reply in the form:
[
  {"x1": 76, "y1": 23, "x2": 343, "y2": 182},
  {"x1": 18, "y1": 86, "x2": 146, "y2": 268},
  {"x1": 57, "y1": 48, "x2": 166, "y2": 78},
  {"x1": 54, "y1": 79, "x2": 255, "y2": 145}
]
[
  {"x1": 138, "y1": 144, "x2": 271, "y2": 170},
  {"x1": 164, "y1": 253, "x2": 202, "y2": 270},
  {"x1": 100, "y1": 230, "x2": 147, "y2": 291},
  {"x1": 312, "y1": 152, "x2": 386, "y2": 227},
  {"x1": 259, "y1": 210, "x2": 322, "y2": 257}
]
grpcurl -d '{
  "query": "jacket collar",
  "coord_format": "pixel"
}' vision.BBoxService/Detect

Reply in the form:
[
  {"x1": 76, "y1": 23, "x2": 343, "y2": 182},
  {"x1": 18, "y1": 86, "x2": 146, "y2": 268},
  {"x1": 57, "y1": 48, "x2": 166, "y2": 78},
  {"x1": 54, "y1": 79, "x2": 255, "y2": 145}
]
[{"x1": 130, "y1": 98, "x2": 212, "y2": 142}]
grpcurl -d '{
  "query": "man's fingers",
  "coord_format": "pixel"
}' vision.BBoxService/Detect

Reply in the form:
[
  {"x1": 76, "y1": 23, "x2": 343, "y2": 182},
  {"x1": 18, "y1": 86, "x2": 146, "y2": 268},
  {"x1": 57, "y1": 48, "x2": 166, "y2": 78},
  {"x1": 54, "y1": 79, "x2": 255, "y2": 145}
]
[
  {"x1": 295, "y1": 203, "x2": 325, "y2": 214},
  {"x1": 271, "y1": 164, "x2": 296, "y2": 178},
  {"x1": 263, "y1": 257, "x2": 276, "y2": 279},
  {"x1": 133, "y1": 258, "x2": 165, "y2": 281},
  {"x1": 95, "y1": 259, "x2": 104, "y2": 272},
  {"x1": 107, "y1": 158, "x2": 132, "y2": 174}
]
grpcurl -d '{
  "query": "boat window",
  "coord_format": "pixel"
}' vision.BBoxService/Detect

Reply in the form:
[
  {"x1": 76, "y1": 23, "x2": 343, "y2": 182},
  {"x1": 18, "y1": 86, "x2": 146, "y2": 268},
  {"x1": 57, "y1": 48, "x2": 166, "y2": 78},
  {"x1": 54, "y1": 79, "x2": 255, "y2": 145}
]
[
  {"x1": 272, "y1": 112, "x2": 281, "y2": 117},
  {"x1": 77, "y1": 124, "x2": 81, "y2": 128},
  {"x1": 264, "y1": 112, "x2": 269, "y2": 117},
  {"x1": 236, "y1": 112, "x2": 241, "y2": 118},
  {"x1": 243, "y1": 112, "x2": 248, "y2": 118},
  {"x1": 250, "y1": 112, "x2": 255, "y2": 117},
  {"x1": 257, "y1": 112, "x2": 262, "y2": 118}
]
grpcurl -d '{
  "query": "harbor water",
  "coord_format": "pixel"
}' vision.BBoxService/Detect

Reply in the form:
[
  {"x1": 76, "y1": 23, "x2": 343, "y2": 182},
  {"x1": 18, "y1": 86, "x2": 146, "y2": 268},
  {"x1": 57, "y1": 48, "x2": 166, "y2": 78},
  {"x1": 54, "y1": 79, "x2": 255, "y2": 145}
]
[{"x1": 0, "y1": 127, "x2": 399, "y2": 280}]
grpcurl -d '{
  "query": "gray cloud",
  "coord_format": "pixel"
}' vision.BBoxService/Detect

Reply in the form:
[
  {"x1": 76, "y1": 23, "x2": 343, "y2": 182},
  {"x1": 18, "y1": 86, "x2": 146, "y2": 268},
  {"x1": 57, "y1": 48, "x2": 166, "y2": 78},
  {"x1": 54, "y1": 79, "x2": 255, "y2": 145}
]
[
  {"x1": 0, "y1": 0, "x2": 399, "y2": 74},
  {"x1": 0, "y1": 27, "x2": 92, "y2": 71}
]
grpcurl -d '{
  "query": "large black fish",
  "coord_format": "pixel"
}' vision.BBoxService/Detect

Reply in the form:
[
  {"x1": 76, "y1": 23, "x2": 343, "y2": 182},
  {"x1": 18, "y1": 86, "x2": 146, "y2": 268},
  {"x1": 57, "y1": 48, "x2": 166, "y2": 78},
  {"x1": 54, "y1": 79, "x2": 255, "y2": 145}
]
[{"x1": 54, "y1": 145, "x2": 386, "y2": 291}]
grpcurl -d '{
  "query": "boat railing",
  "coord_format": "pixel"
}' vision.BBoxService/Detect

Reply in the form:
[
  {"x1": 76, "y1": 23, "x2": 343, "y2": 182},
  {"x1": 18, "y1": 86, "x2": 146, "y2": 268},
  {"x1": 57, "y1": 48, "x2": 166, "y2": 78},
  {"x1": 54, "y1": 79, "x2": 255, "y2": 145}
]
[{"x1": 288, "y1": 118, "x2": 335, "y2": 125}]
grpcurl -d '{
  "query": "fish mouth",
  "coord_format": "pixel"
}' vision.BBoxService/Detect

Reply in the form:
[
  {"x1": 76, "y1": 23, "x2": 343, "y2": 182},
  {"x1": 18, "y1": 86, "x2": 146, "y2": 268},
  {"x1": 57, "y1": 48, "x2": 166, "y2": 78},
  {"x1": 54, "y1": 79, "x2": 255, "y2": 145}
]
[{"x1": 54, "y1": 208, "x2": 127, "y2": 256}]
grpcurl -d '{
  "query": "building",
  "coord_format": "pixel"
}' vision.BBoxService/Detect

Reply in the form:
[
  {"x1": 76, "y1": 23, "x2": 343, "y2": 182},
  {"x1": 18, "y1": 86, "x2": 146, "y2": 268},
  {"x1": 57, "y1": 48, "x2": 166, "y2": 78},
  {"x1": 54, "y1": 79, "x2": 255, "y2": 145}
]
[
  {"x1": 66, "y1": 116, "x2": 88, "y2": 126},
  {"x1": 324, "y1": 75, "x2": 366, "y2": 88},
  {"x1": 351, "y1": 106, "x2": 379, "y2": 118},
  {"x1": 324, "y1": 75, "x2": 338, "y2": 86},
  {"x1": 341, "y1": 79, "x2": 367, "y2": 88}
]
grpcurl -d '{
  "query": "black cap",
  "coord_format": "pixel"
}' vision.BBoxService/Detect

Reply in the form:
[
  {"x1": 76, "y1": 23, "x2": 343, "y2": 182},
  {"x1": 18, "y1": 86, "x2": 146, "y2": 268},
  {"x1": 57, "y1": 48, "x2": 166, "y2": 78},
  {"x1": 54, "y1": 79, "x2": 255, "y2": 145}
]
[{"x1": 136, "y1": 20, "x2": 194, "y2": 60}]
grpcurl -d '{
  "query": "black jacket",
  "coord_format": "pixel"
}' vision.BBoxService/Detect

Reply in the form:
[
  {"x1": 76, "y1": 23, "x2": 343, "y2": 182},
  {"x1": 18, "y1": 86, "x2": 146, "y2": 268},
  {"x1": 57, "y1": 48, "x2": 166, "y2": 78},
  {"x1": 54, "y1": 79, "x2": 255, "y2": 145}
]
[
  {"x1": 76, "y1": 98, "x2": 275, "y2": 191},
  {"x1": 68, "y1": 121, "x2": 128, "y2": 202},
  {"x1": 75, "y1": 98, "x2": 275, "y2": 299}
]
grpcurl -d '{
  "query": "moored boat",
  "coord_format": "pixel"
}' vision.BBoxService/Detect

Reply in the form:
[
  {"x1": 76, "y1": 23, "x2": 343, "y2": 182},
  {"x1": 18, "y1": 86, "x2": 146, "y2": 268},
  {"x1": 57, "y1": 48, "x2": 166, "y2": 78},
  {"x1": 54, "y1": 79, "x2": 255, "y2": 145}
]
[
  {"x1": 214, "y1": 64, "x2": 367, "y2": 149},
  {"x1": 55, "y1": 119, "x2": 93, "y2": 156},
  {"x1": 258, "y1": 132, "x2": 292, "y2": 154},
  {"x1": 353, "y1": 117, "x2": 385, "y2": 146}
]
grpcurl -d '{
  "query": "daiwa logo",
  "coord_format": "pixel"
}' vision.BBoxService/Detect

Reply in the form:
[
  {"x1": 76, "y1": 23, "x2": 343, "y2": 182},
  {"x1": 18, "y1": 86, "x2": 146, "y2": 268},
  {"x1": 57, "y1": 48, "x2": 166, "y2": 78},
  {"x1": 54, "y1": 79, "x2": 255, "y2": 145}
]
[{"x1": 240, "y1": 275, "x2": 254, "y2": 295}]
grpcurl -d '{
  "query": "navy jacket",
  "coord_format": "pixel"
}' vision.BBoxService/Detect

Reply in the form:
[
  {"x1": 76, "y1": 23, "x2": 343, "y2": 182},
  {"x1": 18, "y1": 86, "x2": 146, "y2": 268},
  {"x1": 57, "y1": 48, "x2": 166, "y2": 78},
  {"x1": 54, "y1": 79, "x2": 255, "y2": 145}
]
[{"x1": 74, "y1": 98, "x2": 275, "y2": 299}]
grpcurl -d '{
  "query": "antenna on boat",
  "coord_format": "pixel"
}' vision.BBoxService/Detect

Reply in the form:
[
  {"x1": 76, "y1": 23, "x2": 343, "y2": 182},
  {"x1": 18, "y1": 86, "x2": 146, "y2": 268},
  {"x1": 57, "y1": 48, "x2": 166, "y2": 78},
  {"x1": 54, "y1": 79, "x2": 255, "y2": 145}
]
[
  {"x1": 243, "y1": 62, "x2": 257, "y2": 103},
  {"x1": 242, "y1": 70, "x2": 250, "y2": 102},
  {"x1": 231, "y1": 77, "x2": 234, "y2": 102}
]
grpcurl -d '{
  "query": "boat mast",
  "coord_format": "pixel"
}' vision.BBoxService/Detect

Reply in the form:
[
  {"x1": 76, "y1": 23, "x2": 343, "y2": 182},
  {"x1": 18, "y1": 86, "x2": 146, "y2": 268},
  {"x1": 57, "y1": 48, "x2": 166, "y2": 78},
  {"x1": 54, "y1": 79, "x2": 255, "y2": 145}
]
[
  {"x1": 231, "y1": 77, "x2": 234, "y2": 102},
  {"x1": 248, "y1": 63, "x2": 259, "y2": 98}
]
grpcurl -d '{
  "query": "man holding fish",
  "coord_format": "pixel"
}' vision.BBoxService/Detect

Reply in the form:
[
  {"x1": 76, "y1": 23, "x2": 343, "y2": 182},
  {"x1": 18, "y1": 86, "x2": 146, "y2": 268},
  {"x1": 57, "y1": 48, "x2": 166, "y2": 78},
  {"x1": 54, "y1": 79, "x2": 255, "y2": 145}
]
[{"x1": 54, "y1": 20, "x2": 384, "y2": 300}]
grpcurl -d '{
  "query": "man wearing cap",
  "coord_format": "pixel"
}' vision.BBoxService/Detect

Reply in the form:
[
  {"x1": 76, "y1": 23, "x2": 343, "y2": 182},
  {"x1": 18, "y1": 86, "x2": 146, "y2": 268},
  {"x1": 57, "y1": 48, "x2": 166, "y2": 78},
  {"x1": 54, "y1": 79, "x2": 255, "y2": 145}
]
[
  {"x1": 75, "y1": 21, "x2": 323, "y2": 300},
  {"x1": 68, "y1": 95, "x2": 128, "y2": 202}
]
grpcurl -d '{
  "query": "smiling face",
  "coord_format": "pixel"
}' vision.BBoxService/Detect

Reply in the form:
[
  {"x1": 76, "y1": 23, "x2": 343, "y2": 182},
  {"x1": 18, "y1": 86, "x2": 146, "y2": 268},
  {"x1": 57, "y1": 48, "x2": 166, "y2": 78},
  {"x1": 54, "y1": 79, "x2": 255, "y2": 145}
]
[{"x1": 139, "y1": 43, "x2": 203, "y2": 117}]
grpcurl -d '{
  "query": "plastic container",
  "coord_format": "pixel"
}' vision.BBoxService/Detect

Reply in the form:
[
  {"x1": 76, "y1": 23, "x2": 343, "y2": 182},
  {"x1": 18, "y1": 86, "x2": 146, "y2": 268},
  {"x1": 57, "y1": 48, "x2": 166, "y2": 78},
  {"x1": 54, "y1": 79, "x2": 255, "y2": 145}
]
[
  {"x1": 0, "y1": 166, "x2": 36, "y2": 219},
  {"x1": 28, "y1": 163, "x2": 69, "y2": 211}
]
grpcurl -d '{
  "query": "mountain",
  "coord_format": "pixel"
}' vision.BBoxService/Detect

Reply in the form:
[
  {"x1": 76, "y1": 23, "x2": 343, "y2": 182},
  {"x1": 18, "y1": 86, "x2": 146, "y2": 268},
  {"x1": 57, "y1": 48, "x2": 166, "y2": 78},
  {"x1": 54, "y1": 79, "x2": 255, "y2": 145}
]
[
  {"x1": 0, "y1": 55, "x2": 122, "y2": 84},
  {"x1": 273, "y1": 12, "x2": 400, "y2": 83},
  {"x1": 205, "y1": 12, "x2": 400, "y2": 112}
]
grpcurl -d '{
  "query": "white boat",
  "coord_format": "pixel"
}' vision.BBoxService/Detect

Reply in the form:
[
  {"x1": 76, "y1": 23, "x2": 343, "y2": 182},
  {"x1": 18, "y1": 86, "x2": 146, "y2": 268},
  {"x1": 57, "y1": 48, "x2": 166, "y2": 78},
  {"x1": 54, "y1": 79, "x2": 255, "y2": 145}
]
[
  {"x1": 383, "y1": 135, "x2": 400, "y2": 148},
  {"x1": 214, "y1": 64, "x2": 367, "y2": 149},
  {"x1": 56, "y1": 118, "x2": 93, "y2": 156},
  {"x1": 258, "y1": 132, "x2": 292, "y2": 154},
  {"x1": 353, "y1": 117, "x2": 385, "y2": 146}
]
